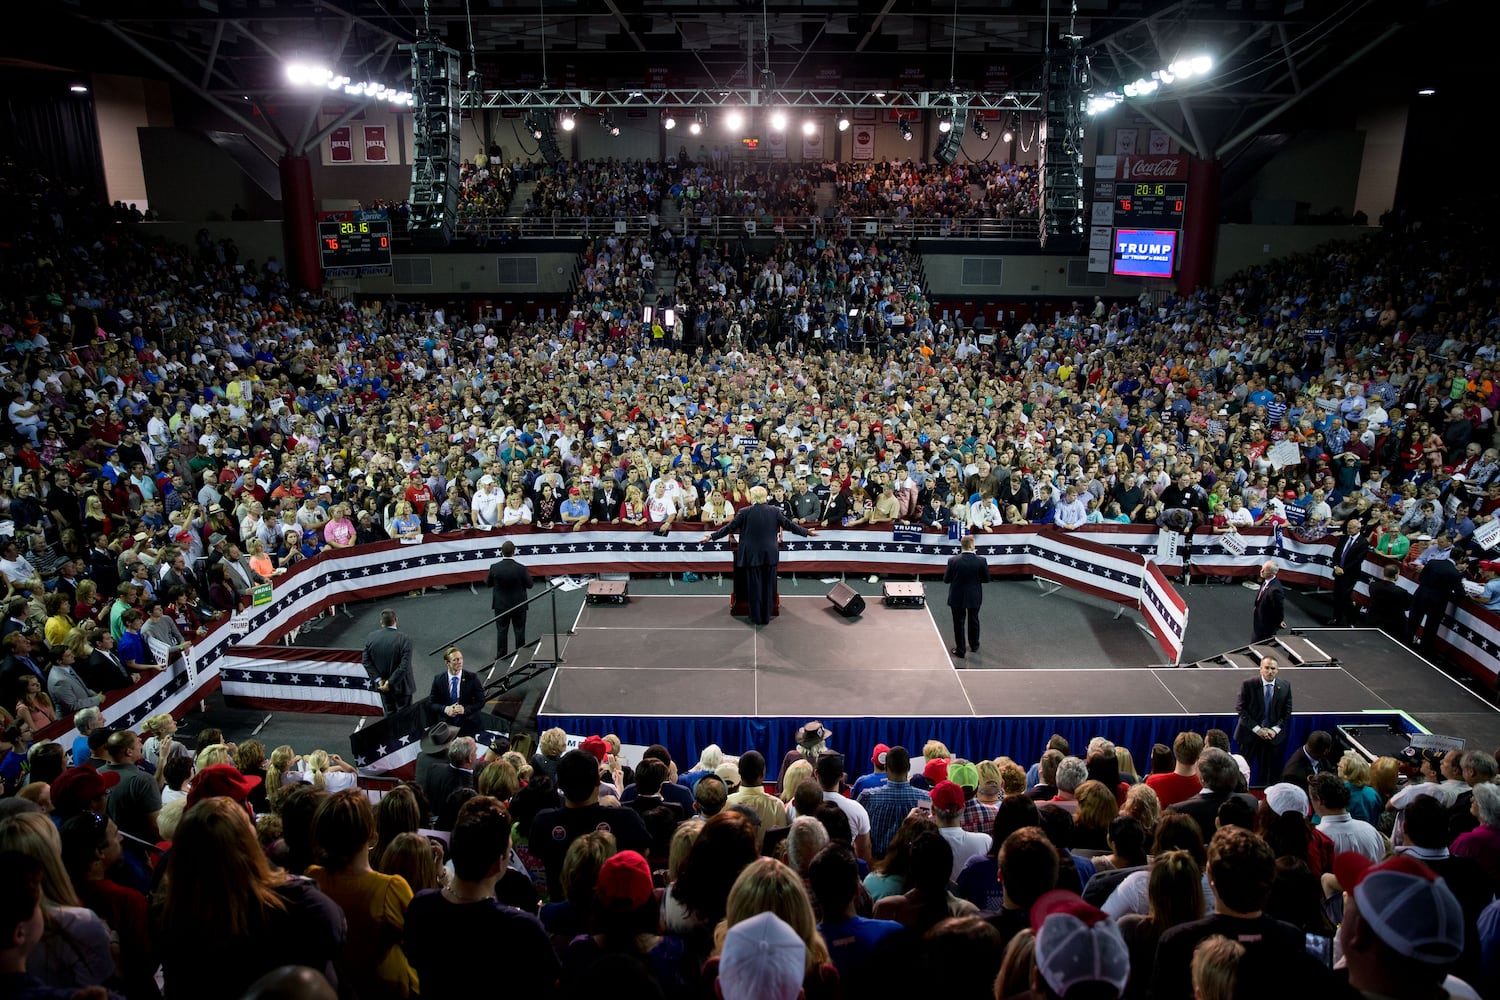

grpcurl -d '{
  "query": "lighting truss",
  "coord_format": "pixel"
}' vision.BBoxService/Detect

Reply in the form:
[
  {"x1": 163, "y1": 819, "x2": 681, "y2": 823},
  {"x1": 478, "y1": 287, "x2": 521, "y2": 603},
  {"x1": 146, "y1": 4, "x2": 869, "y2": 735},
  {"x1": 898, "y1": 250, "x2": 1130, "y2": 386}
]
[{"x1": 458, "y1": 88, "x2": 1043, "y2": 112}]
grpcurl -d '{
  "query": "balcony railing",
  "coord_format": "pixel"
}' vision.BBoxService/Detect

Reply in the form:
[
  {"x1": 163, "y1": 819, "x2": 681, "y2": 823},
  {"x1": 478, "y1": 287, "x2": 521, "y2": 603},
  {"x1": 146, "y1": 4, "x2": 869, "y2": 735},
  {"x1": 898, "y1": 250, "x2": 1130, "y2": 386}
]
[{"x1": 447, "y1": 213, "x2": 1040, "y2": 242}]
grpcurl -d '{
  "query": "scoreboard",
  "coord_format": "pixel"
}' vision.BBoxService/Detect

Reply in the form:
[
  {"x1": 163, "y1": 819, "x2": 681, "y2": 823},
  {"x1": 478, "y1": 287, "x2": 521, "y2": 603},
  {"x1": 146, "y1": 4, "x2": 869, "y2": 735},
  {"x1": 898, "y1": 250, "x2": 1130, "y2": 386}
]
[
  {"x1": 317, "y1": 215, "x2": 392, "y2": 271},
  {"x1": 1113, "y1": 182, "x2": 1186, "y2": 230}
]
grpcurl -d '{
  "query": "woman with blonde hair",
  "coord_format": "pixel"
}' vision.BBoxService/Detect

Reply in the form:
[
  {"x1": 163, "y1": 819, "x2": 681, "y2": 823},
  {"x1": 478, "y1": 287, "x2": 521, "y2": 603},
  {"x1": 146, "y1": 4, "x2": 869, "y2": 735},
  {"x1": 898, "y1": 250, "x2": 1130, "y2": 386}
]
[
  {"x1": 195, "y1": 743, "x2": 234, "y2": 771},
  {"x1": 712, "y1": 857, "x2": 834, "y2": 991},
  {"x1": 0, "y1": 812, "x2": 115, "y2": 989},
  {"x1": 1115, "y1": 746, "x2": 1141, "y2": 784},
  {"x1": 12, "y1": 673, "x2": 55, "y2": 732},
  {"x1": 477, "y1": 756, "x2": 520, "y2": 801},
  {"x1": 780, "y1": 758, "x2": 815, "y2": 804},
  {"x1": 306, "y1": 748, "x2": 359, "y2": 793},
  {"x1": 1337, "y1": 751, "x2": 1382, "y2": 825},
  {"x1": 265, "y1": 744, "x2": 302, "y2": 809},
  {"x1": 1120, "y1": 782, "x2": 1162, "y2": 837},
  {"x1": 155, "y1": 797, "x2": 344, "y2": 998},
  {"x1": 532, "y1": 726, "x2": 568, "y2": 781},
  {"x1": 71, "y1": 578, "x2": 104, "y2": 627},
  {"x1": 246, "y1": 536, "x2": 275, "y2": 580}
]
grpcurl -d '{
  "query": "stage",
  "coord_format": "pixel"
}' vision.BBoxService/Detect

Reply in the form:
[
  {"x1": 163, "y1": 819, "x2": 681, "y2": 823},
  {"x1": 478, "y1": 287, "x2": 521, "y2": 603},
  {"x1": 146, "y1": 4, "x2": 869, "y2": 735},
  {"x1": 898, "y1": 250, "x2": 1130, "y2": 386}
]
[{"x1": 536, "y1": 598, "x2": 1500, "y2": 777}]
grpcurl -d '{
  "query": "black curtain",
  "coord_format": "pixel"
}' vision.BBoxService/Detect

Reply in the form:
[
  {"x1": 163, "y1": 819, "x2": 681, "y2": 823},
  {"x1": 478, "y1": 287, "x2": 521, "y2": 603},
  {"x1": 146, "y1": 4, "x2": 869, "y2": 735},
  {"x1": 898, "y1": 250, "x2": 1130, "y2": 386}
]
[{"x1": 0, "y1": 71, "x2": 106, "y2": 197}]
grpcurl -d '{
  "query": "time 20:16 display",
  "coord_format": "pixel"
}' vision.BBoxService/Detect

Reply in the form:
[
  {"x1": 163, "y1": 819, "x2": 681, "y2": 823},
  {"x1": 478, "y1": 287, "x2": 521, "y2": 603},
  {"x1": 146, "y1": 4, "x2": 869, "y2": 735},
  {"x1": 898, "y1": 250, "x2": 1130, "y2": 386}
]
[
  {"x1": 316, "y1": 218, "x2": 393, "y2": 269},
  {"x1": 1114, "y1": 181, "x2": 1186, "y2": 229}
]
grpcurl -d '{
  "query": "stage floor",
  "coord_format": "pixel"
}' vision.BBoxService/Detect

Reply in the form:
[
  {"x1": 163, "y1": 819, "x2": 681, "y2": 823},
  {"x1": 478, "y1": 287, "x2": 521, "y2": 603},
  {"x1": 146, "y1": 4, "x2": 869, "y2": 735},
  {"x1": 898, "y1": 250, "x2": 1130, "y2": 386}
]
[{"x1": 535, "y1": 600, "x2": 1500, "y2": 748}]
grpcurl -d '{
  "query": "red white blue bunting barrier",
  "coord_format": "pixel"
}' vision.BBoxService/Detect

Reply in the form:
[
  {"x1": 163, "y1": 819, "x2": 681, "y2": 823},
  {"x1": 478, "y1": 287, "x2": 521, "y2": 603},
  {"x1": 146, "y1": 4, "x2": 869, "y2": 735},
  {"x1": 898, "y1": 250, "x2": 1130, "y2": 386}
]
[{"x1": 34, "y1": 524, "x2": 1500, "y2": 755}]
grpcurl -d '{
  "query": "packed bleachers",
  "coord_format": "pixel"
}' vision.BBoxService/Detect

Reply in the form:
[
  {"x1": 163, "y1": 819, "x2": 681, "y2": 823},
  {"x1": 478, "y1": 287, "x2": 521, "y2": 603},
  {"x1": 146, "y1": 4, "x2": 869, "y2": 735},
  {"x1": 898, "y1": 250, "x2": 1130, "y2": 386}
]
[
  {"x1": 835, "y1": 160, "x2": 1040, "y2": 221},
  {"x1": 1, "y1": 155, "x2": 1499, "y2": 999},
  {"x1": 522, "y1": 159, "x2": 671, "y2": 220}
]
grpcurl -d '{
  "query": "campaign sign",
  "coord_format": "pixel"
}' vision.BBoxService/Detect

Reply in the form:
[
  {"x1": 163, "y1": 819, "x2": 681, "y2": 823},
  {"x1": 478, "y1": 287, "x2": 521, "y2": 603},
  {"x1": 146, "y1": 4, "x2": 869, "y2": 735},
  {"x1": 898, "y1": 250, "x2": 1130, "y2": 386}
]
[{"x1": 1112, "y1": 229, "x2": 1178, "y2": 278}]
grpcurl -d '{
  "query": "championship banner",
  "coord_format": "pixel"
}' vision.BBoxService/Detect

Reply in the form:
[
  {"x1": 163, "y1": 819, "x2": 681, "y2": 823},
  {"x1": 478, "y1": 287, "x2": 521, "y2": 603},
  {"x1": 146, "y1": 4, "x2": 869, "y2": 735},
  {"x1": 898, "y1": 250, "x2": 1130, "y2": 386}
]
[
  {"x1": 1141, "y1": 563, "x2": 1190, "y2": 665},
  {"x1": 852, "y1": 126, "x2": 875, "y2": 161},
  {"x1": 219, "y1": 645, "x2": 382, "y2": 716},
  {"x1": 801, "y1": 128, "x2": 824, "y2": 160},
  {"x1": 1114, "y1": 129, "x2": 1138, "y2": 155},
  {"x1": 329, "y1": 126, "x2": 353, "y2": 163},
  {"x1": 767, "y1": 130, "x2": 787, "y2": 159},
  {"x1": 363, "y1": 125, "x2": 387, "y2": 162}
]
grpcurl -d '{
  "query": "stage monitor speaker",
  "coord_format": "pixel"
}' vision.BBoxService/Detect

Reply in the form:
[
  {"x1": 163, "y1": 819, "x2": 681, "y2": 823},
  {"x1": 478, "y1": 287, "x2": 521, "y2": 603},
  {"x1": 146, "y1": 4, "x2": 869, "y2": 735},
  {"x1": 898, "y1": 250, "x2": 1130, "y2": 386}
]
[
  {"x1": 586, "y1": 580, "x2": 628, "y2": 605},
  {"x1": 826, "y1": 582, "x2": 865, "y2": 618}
]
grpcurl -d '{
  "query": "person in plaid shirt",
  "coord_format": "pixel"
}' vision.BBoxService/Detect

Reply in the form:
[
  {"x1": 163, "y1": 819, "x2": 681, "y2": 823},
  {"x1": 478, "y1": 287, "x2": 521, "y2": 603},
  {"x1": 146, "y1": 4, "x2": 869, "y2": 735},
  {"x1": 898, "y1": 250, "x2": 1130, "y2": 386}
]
[
  {"x1": 857, "y1": 746, "x2": 930, "y2": 857},
  {"x1": 947, "y1": 760, "x2": 999, "y2": 835}
]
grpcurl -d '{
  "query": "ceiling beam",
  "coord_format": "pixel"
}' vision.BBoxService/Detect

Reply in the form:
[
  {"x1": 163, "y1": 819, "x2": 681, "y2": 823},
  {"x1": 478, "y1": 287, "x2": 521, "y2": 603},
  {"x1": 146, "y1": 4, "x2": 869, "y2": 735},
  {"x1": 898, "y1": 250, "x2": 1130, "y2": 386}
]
[
  {"x1": 600, "y1": 0, "x2": 646, "y2": 51},
  {"x1": 855, "y1": 0, "x2": 899, "y2": 54}
]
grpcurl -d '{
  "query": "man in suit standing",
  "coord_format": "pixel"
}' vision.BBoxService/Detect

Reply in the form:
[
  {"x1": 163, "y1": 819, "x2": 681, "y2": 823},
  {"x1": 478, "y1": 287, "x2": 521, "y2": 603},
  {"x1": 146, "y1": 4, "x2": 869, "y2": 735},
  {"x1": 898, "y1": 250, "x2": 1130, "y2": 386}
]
[
  {"x1": 701, "y1": 485, "x2": 816, "y2": 626},
  {"x1": 427, "y1": 646, "x2": 486, "y2": 736},
  {"x1": 1365, "y1": 563, "x2": 1412, "y2": 639},
  {"x1": 1234, "y1": 655, "x2": 1293, "y2": 785},
  {"x1": 1251, "y1": 560, "x2": 1286, "y2": 642},
  {"x1": 362, "y1": 608, "x2": 415, "y2": 715},
  {"x1": 1410, "y1": 547, "x2": 1468, "y2": 651},
  {"x1": 485, "y1": 541, "x2": 533, "y2": 659},
  {"x1": 1329, "y1": 516, "x2": 1369, "y2": 626},
  {"x1": 944, "y1": 534, "x2": 991, "y2": 659}
]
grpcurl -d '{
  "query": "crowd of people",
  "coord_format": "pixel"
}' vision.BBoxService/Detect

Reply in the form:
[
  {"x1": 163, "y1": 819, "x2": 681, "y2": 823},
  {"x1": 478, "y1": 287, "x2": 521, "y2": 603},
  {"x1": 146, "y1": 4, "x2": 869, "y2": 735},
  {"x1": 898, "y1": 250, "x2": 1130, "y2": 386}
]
[
  {"x1": 520, "y1": 159, "x2": 672, "y2": 220},
  {"x1": 835, "y1": 160, "x2": 1040, "y2": 222},
  {"x1": 2, "y1": 710, "x2": 1498, "y2": 999},
  {"x1": 1, "y1": 134, "x2": 1499, "y2": 993}
]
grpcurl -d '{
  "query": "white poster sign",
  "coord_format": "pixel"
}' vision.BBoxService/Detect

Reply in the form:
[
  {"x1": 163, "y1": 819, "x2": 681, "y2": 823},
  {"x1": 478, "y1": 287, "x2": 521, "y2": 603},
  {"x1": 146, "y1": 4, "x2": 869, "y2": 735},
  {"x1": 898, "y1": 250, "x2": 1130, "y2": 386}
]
[
  {"x1": 767, "y1": 130, "x2": 787, "y2": 159},
  {"x1": 801, "y1": 128, "x2": 824, "y2": 160},
  {"x1": 1473, "y1": 519, "x2": 1500, "y2": 551},
  {"x1": 1148, "y1": 129, "x2": 1171, "y2": 154},
  {"x1": 1155, "y1": 529, "x2": 1180, "y2": 564},
  {"x1": 1115, "y1": 129, "x2": 1138, "y2": 155},
  {"x1": 1266, "y1": 440, "x2": 1302, "y2": 469},
  {"x1": 1219, "y1": 530, "x2": 1248, "y2": 556}
]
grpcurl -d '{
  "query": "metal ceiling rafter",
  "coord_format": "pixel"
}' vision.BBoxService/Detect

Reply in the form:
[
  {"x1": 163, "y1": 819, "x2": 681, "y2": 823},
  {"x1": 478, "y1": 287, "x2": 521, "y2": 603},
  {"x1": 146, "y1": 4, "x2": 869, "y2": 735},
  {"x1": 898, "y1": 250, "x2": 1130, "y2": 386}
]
[
  {"x1": 600, "y1": 0, "x2": 646, "y2": 52},
  {"x1": 855, "y1": 0, "x2": 899, "y2": 54},
  {"x1": 101, "y1": 20, "x2": 288, "y2": 155}
]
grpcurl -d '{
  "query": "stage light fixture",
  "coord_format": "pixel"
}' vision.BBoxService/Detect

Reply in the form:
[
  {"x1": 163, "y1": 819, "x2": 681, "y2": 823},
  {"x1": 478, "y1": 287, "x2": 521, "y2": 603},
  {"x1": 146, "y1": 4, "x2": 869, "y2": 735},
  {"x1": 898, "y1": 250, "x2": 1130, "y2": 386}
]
[
  {"x1": 898, "y1": 118, "x2": 912, "y2": 141},
  {"x1": 770, "y1": 110, "x2": 787, "y2": 131},
  {"x1": 688, "y1": 121, "x2": 702, "y2": 135},
  {"x1": 837, "y1": 115, "x2": 850, "y2": 131},
  {"x1": 938, "y1": 117, "x2": 952, "y2": 133},
  {"x1": 971, "y1": 117, "x2": 989, "y2": 141},
  {"x1": 600, "y1": 114, "x2": 620, "y2": 136},
  {"x1": 1418, "y1": 88, "x2": 1436, "y2": 96},
  {"x1": 560, "y1": 111, "x2": 576, "y2": 131},
  {"x1": 525, "y1": 112, "x2": 544, "y2": 140},
  {"x1": 724, "y1": 109, "x2": 744, "y2": 130},
  {"x1": 1002, "y1": 127, "x2": 1014, "y2": 143},
  {"x1": 70, "y1": 83, "x2": 89, "y2": 94},
  {"x1": 801, "y1": 120, "x2": 817, "y2": 136},
  {"x1": 663, "y1": 112, "x2": 677, "y2": 130}
]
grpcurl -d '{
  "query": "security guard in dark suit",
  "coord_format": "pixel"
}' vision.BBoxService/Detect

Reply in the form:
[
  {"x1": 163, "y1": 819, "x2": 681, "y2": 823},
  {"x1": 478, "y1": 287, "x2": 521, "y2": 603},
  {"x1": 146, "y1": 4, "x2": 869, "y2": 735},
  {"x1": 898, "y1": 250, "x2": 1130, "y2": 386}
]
[
  {"x1": 362, "y1": 607, "x2": 415, "y2": 714},
  {"x1": 944, "y1": 534, "x2": 991, "y2": 659},
  {"x1": 486, "y1": 540, "x2": 534, "y2": 658}
]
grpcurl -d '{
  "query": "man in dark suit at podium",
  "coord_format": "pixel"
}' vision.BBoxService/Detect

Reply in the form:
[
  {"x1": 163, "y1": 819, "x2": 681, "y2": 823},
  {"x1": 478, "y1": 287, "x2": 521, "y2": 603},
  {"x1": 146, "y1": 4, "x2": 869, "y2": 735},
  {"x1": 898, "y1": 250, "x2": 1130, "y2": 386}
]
[
  {"x1": 1234, "y1": 655, "x2": 1293, "y2": 785},
  {"x1": 944, "y1": 535, "x2": 990, "y2": 659},
  {"x1": 1329, "y1": 516, "x2": 1369, "y2": 626},
  {"x1": 427, "y1": 646, "x2": 487, "y2": 736},
  {"x1": 486, "y1": 540, "x2": 533, "y2": 659},
  {"x1": 701, "y1": 486, "x2": 817, "y2": 625}
]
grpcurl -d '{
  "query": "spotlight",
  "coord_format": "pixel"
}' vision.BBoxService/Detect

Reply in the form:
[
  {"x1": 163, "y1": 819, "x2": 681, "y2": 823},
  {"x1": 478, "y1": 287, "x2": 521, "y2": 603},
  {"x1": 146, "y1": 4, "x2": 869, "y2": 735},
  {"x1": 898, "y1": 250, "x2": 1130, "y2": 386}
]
[
  {"x1": 971, "y1": 117, "x2": 989, "y2": 141},
  {"x1": 1417, "y1": 88, "x2": 1436, "y2": 96},
  {"x1": 560, "y1": 111, "x2": 576, "y2": 131},
  {"x1": 801, "y1": 120, "x2": 816, "y2": 136},
  {"x1": 688, "y1": 121, "x2": 702, "y2": 135},
  {"x1": 1002, "y1": 128, "x2": 1014, "y2": 143},
  {"x1": 837, "y1": 115, "x2": 850, "y2": 132},
  {"x1": 69, "y1": 83, "x2": 89, "y2": 94},
  {"x1": 898, "y1": 118, "x2": 912, "y2": 142},
  {"x1": 600, "y1": 114, "x2": 619, "y2": 136},
  {"x1": 938, "y1": 117, "x2": 952, "y2": 134},
  {"x1": 525, "y1": 112, "x2": 544, "y2": 140},
  {"x1": 770, "y1": 110, "x2": 787, "y2": 131},
  {"x1": 663, "y1": 112, "x2": 677, "y2": 130},
  {"x1": 724, "y1": 109, "x2": 744, "y2": 130}
]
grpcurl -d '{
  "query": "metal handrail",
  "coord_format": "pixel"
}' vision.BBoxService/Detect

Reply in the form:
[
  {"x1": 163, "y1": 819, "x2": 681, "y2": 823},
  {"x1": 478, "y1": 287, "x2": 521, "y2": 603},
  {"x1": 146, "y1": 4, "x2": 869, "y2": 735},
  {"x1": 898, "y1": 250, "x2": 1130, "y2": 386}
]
[{"x1": 427, "y1": 580, "x2": 565, "y2": 669}]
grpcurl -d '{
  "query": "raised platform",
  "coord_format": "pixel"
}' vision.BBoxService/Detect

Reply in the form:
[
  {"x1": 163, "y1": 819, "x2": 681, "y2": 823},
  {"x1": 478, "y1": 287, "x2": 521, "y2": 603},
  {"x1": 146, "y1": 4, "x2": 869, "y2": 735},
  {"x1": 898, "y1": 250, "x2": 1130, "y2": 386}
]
[{"x1": 538, "y1": 600, "x2": 1500, "y2": 777}]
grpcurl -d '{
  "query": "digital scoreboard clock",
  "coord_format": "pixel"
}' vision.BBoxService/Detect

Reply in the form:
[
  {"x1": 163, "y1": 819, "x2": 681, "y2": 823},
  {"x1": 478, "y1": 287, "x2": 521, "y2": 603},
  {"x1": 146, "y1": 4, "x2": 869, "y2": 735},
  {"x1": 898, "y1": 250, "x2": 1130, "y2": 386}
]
[
  {"x1": 316, "y1": 217, "x2": 393, "y2": 270},
  {"x1": 1114, "y1": 181, "x2": 1186, "y2": 230}
]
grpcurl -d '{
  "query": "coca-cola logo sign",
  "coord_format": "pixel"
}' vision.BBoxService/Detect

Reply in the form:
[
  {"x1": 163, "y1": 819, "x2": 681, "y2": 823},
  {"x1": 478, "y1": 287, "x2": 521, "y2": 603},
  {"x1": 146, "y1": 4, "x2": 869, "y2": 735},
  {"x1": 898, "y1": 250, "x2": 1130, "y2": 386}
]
[{"x1": 1117, "y1": 154, "x2": 1188, "y2": 181}]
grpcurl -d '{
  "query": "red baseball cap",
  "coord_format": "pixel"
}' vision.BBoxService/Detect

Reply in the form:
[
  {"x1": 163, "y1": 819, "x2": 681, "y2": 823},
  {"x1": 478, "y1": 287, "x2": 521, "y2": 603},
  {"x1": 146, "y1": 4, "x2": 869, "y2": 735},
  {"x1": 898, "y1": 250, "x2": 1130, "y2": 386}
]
[
  {"x1": 51, "y1": 765, "x2": 120, "y2": 813},
  {"x1": 923, "y1": 757, "x2": 949, "y2": 784},
  {"x1": 871, "y1": 743, "x2": 890, "y2": 767},
  {"x1": 579, "y1": 735, "x2": 610, "y2": 762},
  {"x1": 186, "y1": 764, "x2": 263, "y2": 809}
]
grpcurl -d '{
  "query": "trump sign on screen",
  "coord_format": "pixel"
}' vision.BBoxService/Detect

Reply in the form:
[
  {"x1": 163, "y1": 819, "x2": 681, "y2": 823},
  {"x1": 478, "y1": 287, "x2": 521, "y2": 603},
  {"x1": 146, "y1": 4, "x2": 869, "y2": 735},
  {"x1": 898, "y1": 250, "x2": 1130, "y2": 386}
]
[{"x1": 1112, "y1": 229, "x2": 1178, "y2": 277}]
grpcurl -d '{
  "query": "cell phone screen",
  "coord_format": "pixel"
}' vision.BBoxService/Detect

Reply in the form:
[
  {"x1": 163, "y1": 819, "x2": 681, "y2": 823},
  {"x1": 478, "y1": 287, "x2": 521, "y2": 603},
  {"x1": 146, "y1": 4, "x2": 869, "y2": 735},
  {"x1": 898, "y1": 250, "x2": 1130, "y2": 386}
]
[{"x1": 1304, "y1": 933, "x2": 1333, "y2": 967}]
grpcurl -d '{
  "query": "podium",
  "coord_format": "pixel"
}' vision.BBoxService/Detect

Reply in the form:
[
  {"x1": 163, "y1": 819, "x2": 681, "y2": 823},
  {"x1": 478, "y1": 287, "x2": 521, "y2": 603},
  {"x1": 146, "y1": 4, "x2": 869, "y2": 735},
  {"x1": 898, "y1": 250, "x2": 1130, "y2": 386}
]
[{"x1": 726, "y1": 538, "x2": 780, "y2": 617}]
